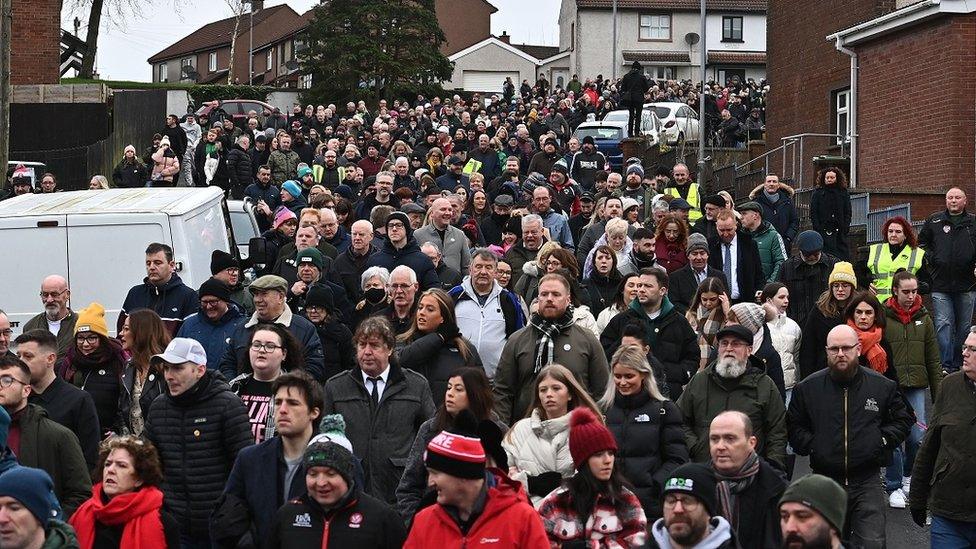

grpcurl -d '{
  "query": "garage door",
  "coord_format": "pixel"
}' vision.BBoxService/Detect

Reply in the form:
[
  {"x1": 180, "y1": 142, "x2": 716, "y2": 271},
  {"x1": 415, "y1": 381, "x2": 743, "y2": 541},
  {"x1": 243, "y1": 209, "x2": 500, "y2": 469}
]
[{"x1": 461, "y1": 70, "x2": 518, "y2": 93}]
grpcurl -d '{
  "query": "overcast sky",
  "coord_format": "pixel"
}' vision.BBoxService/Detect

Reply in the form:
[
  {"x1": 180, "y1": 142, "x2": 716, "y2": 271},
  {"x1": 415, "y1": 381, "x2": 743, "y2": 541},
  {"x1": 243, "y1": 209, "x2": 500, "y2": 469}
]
[{"x1": 62, "y1": 0, "x2": 561, "y2": 82}]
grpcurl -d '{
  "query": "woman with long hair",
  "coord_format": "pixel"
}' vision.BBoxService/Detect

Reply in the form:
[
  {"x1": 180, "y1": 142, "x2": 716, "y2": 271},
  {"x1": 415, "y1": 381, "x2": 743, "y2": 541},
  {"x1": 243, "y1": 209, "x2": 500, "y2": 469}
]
[
  {"x1": 844, "y1": 292, "x2": 898, "y2": 385},
  {"x1": 537, "y1": 406, "x2": 647, "y2": 547},
  {"x1": 810, "y1": 166, "x2": 852, "y2": 260},
  {"x1": 333, "y1": 197, "x2": 354, "y2": 232},
  {"x1": 799, "y1": 262, "x2": 856, "y2": 379},
  {"x1": 654, "y1": 213, "x2": 689, "y2": 273},
  {"x1": 685, "y1": 277, "x2": 730, "y2": 370},
  {"x1": 117, "y1": 310, "x2": 171, "y2": 436},
  {"x1": 397, "y1": 289, "x2": 483, "y2": 406},
  {"x1": 514, "y1": 243, "x2": 571, "y2": 307},
  {"x1": 600, "y1": 345, "x2": 688, "y2": 519},
  {"x1": 761, "y1": 282, "x2": 802, "y2": 402},
  {"x1": 584, "y1": 245, "x2": 622, "y2": 317},
  {"x1": 857, "y1": 215, "x2": 926, "y2": 303},
  {"x1": 596, "y1": 273, "x2": 641, "y2": 334},
  {"x1": 467, "y1": 188, "x2": 491, "y2": 223},
  {"x1": 584, "y1": 218, "x2": 635, "y2": 279},
  {"x1": 502, "y1": 364, "x2": 603, "y2": 505},
  {"x1": 69, "y1": 436, "x2": 180, "y2": 548},
  {"x1": 395, "y1": 368, "x2": 498, "y2": 521}
]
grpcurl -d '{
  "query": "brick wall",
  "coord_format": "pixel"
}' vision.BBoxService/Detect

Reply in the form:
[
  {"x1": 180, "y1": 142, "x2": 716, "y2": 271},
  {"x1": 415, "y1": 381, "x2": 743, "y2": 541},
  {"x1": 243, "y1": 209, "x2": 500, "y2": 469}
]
[
  {"x1": 11, "y1": 0, "x2": 61, "y2": 85},
  {"x1": 855, "y1": 13, "x2": 976, "y2": 198},
  {"x1": 766, "y1": 0, "x2": 895, "y2": 189},
  {"x1": 436, "y1": 0, "x2": 493, "y2": 56}
]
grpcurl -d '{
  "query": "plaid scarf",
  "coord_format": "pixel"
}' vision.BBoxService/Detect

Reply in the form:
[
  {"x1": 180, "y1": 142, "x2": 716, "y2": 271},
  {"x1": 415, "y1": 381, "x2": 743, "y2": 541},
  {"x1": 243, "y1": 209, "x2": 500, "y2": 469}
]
[
  {"x1": 714, "y1": 451, "x2": 761, "y2": 531},
  {"x1": 529, "y1": 306, "x2": 576, "y2": 374}
]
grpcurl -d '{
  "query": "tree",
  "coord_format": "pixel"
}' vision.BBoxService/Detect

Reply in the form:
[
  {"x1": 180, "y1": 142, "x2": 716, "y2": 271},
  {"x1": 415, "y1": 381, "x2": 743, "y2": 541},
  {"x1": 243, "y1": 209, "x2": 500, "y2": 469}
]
[
  {"x1": 224, "y1": 0, "x2": 247, "y2": 84},
  {"x1": 301, "y1": 0, "x2": 453, "y2": 105}
]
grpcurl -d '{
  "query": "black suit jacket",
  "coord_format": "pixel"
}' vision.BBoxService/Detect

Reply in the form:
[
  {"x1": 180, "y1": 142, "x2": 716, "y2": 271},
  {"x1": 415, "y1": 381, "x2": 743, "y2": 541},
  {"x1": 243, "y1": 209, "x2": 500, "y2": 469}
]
[
  {"x1": 708, "y1": 232, "x2": 763, "y2": 303},
  {"x1": 669, "y1": 265, "x2": 728, "y2": 314}
]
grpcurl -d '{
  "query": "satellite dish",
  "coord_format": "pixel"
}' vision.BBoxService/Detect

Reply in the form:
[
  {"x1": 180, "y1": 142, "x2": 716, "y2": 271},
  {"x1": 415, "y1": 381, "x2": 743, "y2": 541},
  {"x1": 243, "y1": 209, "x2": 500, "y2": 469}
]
[
  {"x1": 685, "y1": 32, "x2": 700, "y2": 46},
  {"x1": 284, "y1": 59, "x2": 300, "y2": 71}
]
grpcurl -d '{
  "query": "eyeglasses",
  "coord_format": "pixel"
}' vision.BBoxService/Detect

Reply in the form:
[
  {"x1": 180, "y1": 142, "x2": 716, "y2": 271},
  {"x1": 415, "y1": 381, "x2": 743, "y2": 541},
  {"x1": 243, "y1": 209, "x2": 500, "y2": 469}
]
[
  {"x1": 387, "y1": 222, "x2": 405, "y2": 230},
  {"x1": 389, "y1": 283, "x2": 412, "y2": 291},
  {"x1": 0, "y1": 375, "x2": 28, "y2": 388},
  {"x1": 200, "y1": 299, "x2": 223, "y2": 308},
  {"x1": 826, "y1": 343, "x2": 858, "y2": 355},
  {"x1": 39, "y1": 289, "x2": 67, "y2": 299},
  {"x1": 250, "y1": 342, "x2": 282, "y2": 352},
  {"x1": 0, "y1": 330, "x2": 12, "y2": 338},
  {"x1": 76, "y1": 334, "x2": 100, "y2": 345},
  {"x1": 664, "y1": 494, "x2": 701, "y2": 510},
  {"x1": 718, "y1": 339, "x2": 749, "y2": 349}
]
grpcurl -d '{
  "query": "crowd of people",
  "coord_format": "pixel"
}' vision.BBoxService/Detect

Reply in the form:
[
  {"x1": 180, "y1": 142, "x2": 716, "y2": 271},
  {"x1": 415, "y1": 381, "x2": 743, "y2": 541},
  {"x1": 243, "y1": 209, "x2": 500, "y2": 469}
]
[{"x1": 0, "y1": 78, "x2": 973, "y2": 549}]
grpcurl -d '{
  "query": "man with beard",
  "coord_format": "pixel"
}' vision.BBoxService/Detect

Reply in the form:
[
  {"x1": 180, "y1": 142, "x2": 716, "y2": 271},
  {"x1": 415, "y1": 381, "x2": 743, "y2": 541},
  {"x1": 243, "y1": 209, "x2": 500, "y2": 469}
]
[
  {"x1": 779, "y1": 474, "x2": 850, "y2": 549},
  {"x1": 488, "y1": 157, "x2": 524, "y2": 199},
  {"x1": 527, "y1": 138, "x2": 562, "y2": 177},
  {"x1": 312, "y1": 148, "x2": 345, "y2": 190},
  {"x1": 787, "y1": 325, "x2": 912, "y2": 549},
  {"x1": 630, "y1": 227, "x2": 659, "y2": 272},
  {"x1": 650, "y1": 463, "x2": 738, "y2": 548},
  {"x1": 569, "y1": 136, "x2": 607, "y2": 191},
  {"x1": 670, "y1": 234, "x2": 727, "y2": 314},
  {"x1": 677, "y1": 324, "x2": 787, "y2": 470},
  {"x1": 22, "y1": 275, "x2": 78, "y2": 362},
  {"x1": 568, "y1": 192, "x2": 596, "y2": 245},
  {"x1": 355, "y1": 171, "x2": 401, "y2": 221},
  {"x1": 617, "y1": 164, "x2": 653, "y2": 222}
]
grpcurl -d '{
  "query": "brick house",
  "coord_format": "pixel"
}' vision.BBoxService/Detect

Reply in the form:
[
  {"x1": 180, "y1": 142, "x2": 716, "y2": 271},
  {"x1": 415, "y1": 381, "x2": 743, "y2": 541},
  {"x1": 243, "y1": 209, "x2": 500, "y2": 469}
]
[
  {"x1": 11, "y1": 0, "x2": 60, "y2": 85},
  {"x1": 558, "y1": 0, "x2": 768, "y2": 83}
]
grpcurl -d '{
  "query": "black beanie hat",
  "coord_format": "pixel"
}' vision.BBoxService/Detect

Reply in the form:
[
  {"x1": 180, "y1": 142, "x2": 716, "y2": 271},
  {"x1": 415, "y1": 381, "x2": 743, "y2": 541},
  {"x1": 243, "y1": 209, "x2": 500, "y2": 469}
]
[
  {"x1": 210, "y1": 249, "x2": 239, "y2": 275},
  {"x1": 387, "y1": 211, "x2": 413, "y2": 238},
  {"x1": 199, "y1": 278, "x2": 231, "y2": 302},
  {"x1": 663, "y1": 463, "x2": 718, "y2": 516},
  {"x1": 478, "y1": 419, "x2": 508, "y2": 471},
  {"x1": 304, "y1": 284, "x2": 336, "y2": 315}
]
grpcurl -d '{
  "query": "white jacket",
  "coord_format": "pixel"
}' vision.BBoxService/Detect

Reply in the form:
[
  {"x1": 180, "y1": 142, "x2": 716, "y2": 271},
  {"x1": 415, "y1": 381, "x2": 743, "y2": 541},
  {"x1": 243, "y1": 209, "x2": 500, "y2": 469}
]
[
  {"x1": 502, "y1": 409, "x2": 574, "y2": 506},
  {"x1": 596, "y1": 304, "x2": 625, "y2": 334},
  {"x1": 454, "y1": 277, "x2": 509, "y2": 378},
  {"x1": 767, "y1": 313, "x2": 802, "y2": 389}
]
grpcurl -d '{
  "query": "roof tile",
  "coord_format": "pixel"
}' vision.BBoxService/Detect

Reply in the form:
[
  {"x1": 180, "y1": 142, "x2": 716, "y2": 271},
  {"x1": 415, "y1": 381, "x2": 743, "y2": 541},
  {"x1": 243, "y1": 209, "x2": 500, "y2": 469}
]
[
  {"x1": 147, "y1": 5, "x2": 292, "y2": 63},
  {"x1": 576, "y1": 0, "x2": 766, "y2": 12},
  {"x1": 622, "y1": 50, "x2": 691, "y2": 63}
]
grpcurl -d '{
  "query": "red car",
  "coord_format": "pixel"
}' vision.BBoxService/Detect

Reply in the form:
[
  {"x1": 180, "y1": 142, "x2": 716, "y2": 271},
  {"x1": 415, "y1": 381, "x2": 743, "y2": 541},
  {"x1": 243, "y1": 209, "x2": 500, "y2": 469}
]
[{"x1": 195, "y1": 99, "x2": 278, "y2": 128}]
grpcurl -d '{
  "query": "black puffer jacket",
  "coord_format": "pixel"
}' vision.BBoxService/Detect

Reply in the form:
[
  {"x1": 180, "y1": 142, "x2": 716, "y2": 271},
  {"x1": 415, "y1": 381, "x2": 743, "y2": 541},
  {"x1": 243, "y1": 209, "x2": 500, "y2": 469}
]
[
  {"x1": 365, "y1": 237, "x2": 440, "y2": 291},
  {"x1": 59, "y1": 338, "x2": 125, "y2": 437},
  {"x1": 397, "y1": 333, "x2": 483, "y2": 408},
  {"x1": 788, "y1": 366, "x2": 913, "y2": 484},
  {"x1": 310, "y1": 317, "x2": 355, "y2": 381},
  {"x1": 225, "y1": 144, "x2": 253, "y2": 197},
  {"x1": 116, "y1": 360, "x2": 167, "y2": 435},
  {"x1": 777, "y1": 253, "x2": 838, "y2": 328},
  {"x1": 268, "y1": 488, "x2": 406, "y2": 549},
  {"x1": 918, "y1": 209, "x2": 976, "y2": 292},
  {"x1": 605, "y1": 391, "x2": 688, "y2": 519},
  {"x1": 583, "y1": 273, "x2": 619, "y2": 317},
  {"x1": 145, "y1": 370, "x2": 252, "y2": 537},
  {"x1": 798, "y1": 307, "x2": 843, "y2": 380},
  {"x1": 327, "y1": 244, "x2": 377, "y2": 303}
]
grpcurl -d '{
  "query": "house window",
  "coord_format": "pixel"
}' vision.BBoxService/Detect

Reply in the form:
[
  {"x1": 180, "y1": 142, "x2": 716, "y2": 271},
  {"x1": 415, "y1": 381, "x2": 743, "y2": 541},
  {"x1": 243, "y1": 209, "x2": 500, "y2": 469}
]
[
  {"x1": 266, "y1": 49, "x2": 273, "y2": 72},
  {"x1": 300, "y1": 74, "x2": 312, "y2": 89},
  {"x1": 646, "y1": 66, "x2": 675, "y2": 80},
  {"x1": 639, "y1": 14, "x2": 671, "y2": 41},
  {"x1": 209, "y1": 52, "x2": 218, "y2": 72},
  {"x1": 722, "y1": 16, "x2": 743, "y2": 42},
  {"x1": 158, "y1": 63, "x2": 168, "y2": 82},
  {"x1": 834, "y1": 88, "x2": 851, "y2": 143}
]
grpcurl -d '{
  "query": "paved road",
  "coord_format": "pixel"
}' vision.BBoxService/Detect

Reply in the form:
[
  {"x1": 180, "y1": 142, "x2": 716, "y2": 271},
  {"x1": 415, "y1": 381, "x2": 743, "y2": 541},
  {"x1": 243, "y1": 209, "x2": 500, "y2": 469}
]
[{"x1": 791, "y1": 456, "x2": 929, "y2": 548}]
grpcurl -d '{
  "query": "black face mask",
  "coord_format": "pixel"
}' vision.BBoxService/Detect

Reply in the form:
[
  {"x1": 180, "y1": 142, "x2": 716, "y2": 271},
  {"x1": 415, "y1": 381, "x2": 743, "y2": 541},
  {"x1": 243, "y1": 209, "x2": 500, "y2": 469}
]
[{"x1": 364, "y1": 288, "x2": 386, "y2": 305}]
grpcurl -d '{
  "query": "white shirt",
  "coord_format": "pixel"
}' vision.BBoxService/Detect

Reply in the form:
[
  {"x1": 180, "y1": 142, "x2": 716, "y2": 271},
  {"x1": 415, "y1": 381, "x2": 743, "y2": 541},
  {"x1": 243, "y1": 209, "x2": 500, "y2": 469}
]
[
  {"x1": 361, "y1": 366, "x2": 391, "y2": 402},
  {"x1": 725, "y1": 235, "x2": 740, "y2": 299},
  {"x1": 47, "y1": 317, "x2": 62, "y2": 335}
]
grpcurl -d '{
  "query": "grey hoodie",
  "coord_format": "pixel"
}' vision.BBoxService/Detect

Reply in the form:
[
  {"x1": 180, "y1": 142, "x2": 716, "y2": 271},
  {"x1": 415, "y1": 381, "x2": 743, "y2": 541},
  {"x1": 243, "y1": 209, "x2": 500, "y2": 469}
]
[{"x1": 651, "y1": 516, "x2": 736, "y2": 549}]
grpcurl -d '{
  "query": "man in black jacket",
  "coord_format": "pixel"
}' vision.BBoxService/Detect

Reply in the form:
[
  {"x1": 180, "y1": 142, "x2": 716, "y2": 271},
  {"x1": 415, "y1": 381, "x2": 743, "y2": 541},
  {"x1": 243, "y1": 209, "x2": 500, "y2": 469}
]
[
  {"x1": 366, "y1": 212, "x2": 440, "y2": 291},
  {"x1": 146, "y1": 337, "x2": 252, "y2": 548},
  {"x1": 118, "y1": 242, "x2": 199, "y2": 336},
  {"x1": 709, "y1": 209, "x2": 763, "y2": 304},
  {"x1": 162, "y1": 114, "x2": 188, "y2": 160},
  {"x1": 778, "y1": 231, "x2": 837, "y2": 327},
  {"x1": 328, "y1": 219, "x2": 377, "y2": 303},
  {"x1": 787, "y1": 325, "x2": 913, "y2": 549},
  {"x1": 225, "y1": 134, "x2": 253, "y2": 199},
  {"x1": 620, "y1": 61, "x2": 649, "y2": 137},
  {"x1": 670, "y1": 233, "x2": 727, "y2": 314}
]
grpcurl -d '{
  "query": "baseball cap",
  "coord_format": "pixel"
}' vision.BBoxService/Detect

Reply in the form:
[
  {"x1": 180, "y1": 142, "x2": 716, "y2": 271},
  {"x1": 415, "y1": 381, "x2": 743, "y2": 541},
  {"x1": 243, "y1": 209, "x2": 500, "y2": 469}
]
[{"x1": 151, "y1": 337, "x2": 207, "y2": 367}]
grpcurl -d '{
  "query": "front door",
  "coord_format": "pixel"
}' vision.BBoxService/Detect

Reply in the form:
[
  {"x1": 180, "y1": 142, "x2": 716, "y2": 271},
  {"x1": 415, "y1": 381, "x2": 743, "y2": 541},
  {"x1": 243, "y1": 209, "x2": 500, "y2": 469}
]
[{"x1": 552, "y1": 69, "x2": 569, "y2": 90}]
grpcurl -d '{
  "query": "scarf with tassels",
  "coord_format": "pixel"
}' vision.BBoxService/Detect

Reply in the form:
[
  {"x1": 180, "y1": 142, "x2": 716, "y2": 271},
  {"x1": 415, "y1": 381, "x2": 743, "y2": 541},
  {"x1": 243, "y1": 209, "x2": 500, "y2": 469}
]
[
  {"x1": 529, "y1": 306, "x2": 576, "y2": 374},
  {"x1": 714, "y1": 451, "x2": 761, "y2": 531},
  {"x1": 70, "y1": 484, "x2": 167, "y2": 549},
  {"x1": 847, "y1": 320, "x2": 888, "y2": 374}
]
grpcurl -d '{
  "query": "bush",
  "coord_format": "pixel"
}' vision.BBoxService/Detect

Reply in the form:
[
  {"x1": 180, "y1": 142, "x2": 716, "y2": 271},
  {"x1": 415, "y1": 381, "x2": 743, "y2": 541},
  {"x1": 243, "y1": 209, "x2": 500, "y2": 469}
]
[{"x1": 188, "y1": 85, "x2": 276, "y2": 106}]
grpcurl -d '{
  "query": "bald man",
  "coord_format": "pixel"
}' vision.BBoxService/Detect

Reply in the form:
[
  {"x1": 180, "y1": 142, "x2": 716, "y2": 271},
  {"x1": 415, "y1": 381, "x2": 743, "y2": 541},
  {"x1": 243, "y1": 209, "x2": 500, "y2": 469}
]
[
  {"x1": 22, "y1": 275, "x2": 78, "y2": 361},
  {"x1": 413, "y1": 198, "x2": 471, "y2": 273},
  {"x1": 787, "y1": 325, "x2": 913, "y2": 549}
]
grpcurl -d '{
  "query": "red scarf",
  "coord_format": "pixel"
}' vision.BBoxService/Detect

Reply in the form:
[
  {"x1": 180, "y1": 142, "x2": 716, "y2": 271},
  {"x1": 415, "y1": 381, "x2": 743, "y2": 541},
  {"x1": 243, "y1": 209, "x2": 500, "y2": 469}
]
[
  {"x1": 70, "y1": 484, "x2": 167, "y2": 549},
  {"x1": 886, "y1": 295, "x2": 922, "y2": 325},
  {"x1": 846, "y1": 320, "x2": 888, "y2": 374}
]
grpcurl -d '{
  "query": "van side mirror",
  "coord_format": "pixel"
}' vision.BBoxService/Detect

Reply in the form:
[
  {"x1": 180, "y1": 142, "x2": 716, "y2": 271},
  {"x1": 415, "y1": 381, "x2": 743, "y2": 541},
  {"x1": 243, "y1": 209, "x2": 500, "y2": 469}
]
[{"x1": 248, "y1": 237, "x2": 268, "y2": 266}]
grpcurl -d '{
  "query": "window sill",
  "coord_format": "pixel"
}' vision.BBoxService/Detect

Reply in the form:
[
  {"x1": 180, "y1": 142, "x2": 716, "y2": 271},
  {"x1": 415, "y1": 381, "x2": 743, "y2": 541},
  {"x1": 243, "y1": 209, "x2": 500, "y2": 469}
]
[{"x1": 721, "y1": 39, "x2": 744, "y2": 43}]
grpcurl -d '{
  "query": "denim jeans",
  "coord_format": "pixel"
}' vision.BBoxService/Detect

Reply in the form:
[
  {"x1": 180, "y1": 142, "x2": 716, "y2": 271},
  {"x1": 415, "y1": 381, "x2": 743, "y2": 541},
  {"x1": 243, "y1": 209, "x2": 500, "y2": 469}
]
[
  {"x1": 930, "y1": 291, "x2": 976, "y2": 372},
  {"x1": 885, "y1": 387, "x2": 927, "y2": 492},
  {"x1": 931, "y1": 515, "x2": 976, "y2": 548},
  {"x1": 844, "y1": 475, "x2": 886, "y2": 549}
]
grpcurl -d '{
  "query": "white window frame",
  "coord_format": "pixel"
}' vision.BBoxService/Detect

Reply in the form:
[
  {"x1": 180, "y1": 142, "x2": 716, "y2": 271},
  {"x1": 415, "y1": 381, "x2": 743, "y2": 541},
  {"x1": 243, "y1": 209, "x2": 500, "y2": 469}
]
[
  {"x1": 299, "y1": 74, "x2": 312, "y2": 89},
  {"x1": 209, "y1": 52, "x2": 218, "y2": 72},
  {"x1": 646, "y1": 65, "x2": 675, "y2": 80},
  {"x1": 835, "y1": 88, "x2": 851, "y2": 144},
  {"x1": 639, "y1": 14, "x2": 671, "y2": 41},
  {"x1": 158, "y1": 63, "x2": 168, "y2": 82},
  {"x1": 266, "y1": 49, "x2": 273, "y2": 72}
]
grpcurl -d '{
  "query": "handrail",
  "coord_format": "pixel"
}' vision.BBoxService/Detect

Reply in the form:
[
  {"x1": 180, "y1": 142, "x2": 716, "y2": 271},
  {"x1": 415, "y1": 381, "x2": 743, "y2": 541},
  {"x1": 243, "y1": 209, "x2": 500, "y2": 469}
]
[{"x1": 736, "y1": 143, "x2": 787, "y2": 174}]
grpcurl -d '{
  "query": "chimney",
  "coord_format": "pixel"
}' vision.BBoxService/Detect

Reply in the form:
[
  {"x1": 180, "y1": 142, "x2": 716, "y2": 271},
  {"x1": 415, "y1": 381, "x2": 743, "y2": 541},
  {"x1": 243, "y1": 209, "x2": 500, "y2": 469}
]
[
  {"x1": 251, "y1": 0, "x2": 263, "y2": 12},
  {"x1": 499, "y1": 31, "x2": 510, "y2": 44}
]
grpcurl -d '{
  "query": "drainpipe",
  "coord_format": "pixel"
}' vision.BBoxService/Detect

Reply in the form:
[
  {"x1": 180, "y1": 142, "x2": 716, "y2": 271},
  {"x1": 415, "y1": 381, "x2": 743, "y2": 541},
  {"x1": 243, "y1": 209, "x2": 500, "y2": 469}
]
[{"x1": 834, "y1": 38, "x2": 858, "y2": 189}]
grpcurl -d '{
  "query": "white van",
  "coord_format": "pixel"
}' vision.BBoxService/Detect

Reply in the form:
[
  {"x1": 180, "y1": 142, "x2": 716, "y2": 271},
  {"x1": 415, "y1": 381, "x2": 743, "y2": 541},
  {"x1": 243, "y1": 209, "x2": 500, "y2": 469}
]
[{"x1": 0, "y1": 187, "x2": 236, "y2": 337}]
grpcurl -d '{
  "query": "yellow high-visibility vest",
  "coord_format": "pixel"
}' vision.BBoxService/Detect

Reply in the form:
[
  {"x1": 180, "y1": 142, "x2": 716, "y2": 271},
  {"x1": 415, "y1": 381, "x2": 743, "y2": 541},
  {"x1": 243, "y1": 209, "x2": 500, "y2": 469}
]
[
  {"x1": 665, "y1": 183, "x2": 702, "y2": 222},
  {"x1": 868, "y1": 242, "x2": 924, "y2": 301}
]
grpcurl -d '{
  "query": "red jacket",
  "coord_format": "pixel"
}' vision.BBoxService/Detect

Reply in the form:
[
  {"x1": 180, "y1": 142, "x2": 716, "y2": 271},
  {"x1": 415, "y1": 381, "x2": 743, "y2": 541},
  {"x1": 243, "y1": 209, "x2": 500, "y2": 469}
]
[{"x1": 404, "y1": 475, "x2": 549, "y2": 549}]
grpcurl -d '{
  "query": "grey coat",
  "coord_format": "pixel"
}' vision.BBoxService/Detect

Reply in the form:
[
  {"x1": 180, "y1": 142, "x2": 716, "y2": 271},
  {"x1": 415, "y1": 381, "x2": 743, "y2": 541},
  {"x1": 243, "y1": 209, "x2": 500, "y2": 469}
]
[
  {"x1": 322, "y1": 363, "x2": 436, "y2": 505},
  {"x1": 413, "y1": 223, "x2": 472, "y2": 273}
]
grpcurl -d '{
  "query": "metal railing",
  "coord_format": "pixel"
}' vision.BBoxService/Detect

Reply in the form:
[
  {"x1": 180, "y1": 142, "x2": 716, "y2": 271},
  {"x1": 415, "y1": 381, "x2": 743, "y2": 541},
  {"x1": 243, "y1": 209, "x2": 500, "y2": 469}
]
[
  {"x1": 851, "y1": 194, "x2": 870, "y2": 226},
  {"x1": 866, "y1": 203, "x2": 911, "y2": 243},
  {"x1": 735, "y1": 133, "x2": 849, "y2": 189}
]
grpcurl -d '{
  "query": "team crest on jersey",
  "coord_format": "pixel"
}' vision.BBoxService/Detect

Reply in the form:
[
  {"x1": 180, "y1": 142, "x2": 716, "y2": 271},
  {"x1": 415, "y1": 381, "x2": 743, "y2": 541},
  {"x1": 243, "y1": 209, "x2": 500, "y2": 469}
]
[
  {"x1": 864, "y1": 398, "x2": 879, "y2": 412},
  {"x1": 349, "y1": 512, "x2": 363, "y2": 528},
  {"x1": 293, "y1": 513, "x2": 312, "y2": 528}
]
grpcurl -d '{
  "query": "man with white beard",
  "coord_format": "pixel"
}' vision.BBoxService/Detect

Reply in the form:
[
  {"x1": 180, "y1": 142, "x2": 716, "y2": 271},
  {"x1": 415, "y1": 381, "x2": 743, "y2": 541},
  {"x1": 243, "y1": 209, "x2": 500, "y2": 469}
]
[{"x1": 676, "y1": 324, "x2": 788, "y2": 470}]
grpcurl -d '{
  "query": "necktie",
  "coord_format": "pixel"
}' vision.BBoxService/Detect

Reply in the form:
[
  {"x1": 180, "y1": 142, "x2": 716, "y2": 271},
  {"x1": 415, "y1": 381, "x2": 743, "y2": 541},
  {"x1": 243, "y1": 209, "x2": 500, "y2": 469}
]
[
  {"x1": 368, "y1": 377, "x2": 380, "y2": 406},
  {"x1": 723, "y1": 243, "x2": 733, "y2": 284}
]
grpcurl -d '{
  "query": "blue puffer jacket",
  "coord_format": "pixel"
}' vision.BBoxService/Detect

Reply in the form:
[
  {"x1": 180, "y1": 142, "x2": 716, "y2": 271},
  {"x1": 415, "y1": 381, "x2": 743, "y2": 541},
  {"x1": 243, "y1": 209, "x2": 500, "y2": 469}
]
[
  {"x1": 117, "y1": 274, "x2": 198, "y2": 336},
  {"x1": 176, "y1": 303, "x2": 246, "y2": 371}
]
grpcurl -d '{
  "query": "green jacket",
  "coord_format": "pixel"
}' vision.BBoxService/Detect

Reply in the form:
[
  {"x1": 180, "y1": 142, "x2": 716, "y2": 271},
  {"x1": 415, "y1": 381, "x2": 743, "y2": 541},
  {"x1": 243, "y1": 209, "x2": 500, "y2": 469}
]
[
  {"x1": 42, "y1": 520, "x2": 79, "y2": 548},
  {"x1": 676, "y1": 356, "x2": 787, "y2": 469},
  {"x1": 748, "y1": 220, "x2": 787, "y2": 283},
  {"x1": 882, "y1": 302, "x2": 942, "y2": 395},
  {"x1": 267, "y1": 149, "x2": 301, "y2": 185},
  {"x1": 22, "y1": 311, "x2": 78, "y2": 363},
  {"x1": 17, "y1": 404, "x2": 92, "y2": 518},
  {"x1": 909, "y1": 372, "x2": 976, "y2": 521}
]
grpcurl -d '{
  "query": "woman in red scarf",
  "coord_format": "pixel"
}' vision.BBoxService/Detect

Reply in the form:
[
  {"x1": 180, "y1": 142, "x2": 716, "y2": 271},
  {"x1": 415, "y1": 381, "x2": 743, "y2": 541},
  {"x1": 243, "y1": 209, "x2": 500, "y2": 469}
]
[
  {"x1": 844, "y1": 292, "x2": 900, "y2": 384},
  {"x1": 69, "y1": 436, "x2": 179, "y2": 548}
]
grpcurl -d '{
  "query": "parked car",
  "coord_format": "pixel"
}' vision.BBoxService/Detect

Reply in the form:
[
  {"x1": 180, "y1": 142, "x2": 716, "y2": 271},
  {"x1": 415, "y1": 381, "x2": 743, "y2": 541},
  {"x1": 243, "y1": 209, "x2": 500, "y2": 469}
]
[
  {"x1": 575, "y1": 110, "x2": 662, "y2": 171},
  {"x1": 195, "y1": 99, "x2": 277, "y2": 128},
  {"x1": 646, "y1": 102, "x2": 701, "y2": 144}
]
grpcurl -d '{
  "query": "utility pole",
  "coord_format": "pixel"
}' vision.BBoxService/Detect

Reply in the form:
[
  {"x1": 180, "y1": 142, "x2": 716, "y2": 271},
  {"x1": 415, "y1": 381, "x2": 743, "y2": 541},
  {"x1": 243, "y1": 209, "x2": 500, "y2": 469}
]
[
  {"x1": 697, "y1": 0, "x2": 706, "y2": 186},
  {"x1": 611, "y1": 0, "x2": 617, "y2": 80},
  {"x1": 248, "y1": 0, "x2": 253, "y2": 84},
  {"x1": 0, "y1": 0, "x2": 11, "y2": 192}
]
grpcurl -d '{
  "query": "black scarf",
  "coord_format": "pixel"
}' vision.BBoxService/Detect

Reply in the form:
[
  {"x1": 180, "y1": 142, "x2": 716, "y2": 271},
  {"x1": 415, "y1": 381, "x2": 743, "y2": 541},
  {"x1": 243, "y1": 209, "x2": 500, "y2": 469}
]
[{"x1": 528, "y1": 306, "x2": 575, "y2": 374}]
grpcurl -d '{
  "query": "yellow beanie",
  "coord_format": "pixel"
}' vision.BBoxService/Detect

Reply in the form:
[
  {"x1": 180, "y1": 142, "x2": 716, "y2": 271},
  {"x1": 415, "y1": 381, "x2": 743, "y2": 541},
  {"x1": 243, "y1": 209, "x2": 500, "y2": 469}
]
[
  {"x1": 74, "y1": 302, "x2": 109, "y2": 338},
  {"x1": 828, "y1": 261, "x2": 857, "y2": 287}
]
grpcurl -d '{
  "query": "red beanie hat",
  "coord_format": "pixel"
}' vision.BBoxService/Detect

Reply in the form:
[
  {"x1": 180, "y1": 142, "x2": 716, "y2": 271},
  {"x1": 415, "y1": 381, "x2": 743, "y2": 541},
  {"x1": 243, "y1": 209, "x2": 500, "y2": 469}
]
[{"x1": 568, "y1": 407, "x2": 617, "y2": 469}]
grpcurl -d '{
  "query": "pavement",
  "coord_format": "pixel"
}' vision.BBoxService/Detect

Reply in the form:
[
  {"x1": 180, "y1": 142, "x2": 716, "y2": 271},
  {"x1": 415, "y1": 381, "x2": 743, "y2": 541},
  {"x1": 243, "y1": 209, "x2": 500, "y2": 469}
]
[{"x1": 791, "y1": 456, "x2": 929, "y2": 548}]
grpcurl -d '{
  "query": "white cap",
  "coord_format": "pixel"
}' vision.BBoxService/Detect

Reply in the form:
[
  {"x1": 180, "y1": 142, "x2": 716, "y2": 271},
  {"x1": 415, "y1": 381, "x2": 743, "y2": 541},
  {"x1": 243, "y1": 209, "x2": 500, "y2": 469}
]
[
  {"x1": 437, "y1": 125, "x2": 450, "y2": 134},
  {"x1": 151, "y1": 337, "x2": 207, "y2": 366}
]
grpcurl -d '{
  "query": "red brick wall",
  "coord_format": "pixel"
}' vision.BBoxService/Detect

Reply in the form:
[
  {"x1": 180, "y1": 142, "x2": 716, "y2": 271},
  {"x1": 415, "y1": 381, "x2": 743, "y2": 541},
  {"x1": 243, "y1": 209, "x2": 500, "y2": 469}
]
[
  {"x1": 766, "y1": 0, "x2": 894, "y2": 189},
  {"x1": 11, "y1": 0, "x2": 61, "y2": 85},
  {"x1": 855, "y1": 13, "x2": 976, "y2": 199},
  {"x1": 436, "y1": 0, "x2": 493, "y2": 55}
]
